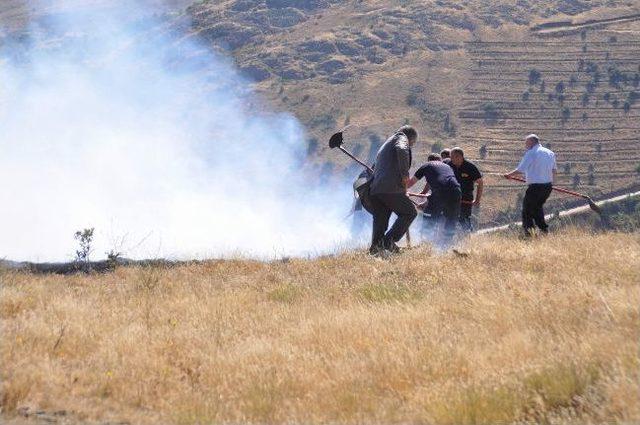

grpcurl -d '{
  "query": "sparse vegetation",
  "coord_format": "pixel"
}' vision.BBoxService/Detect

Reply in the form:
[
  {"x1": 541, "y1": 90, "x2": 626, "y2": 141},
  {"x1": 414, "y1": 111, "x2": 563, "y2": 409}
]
[
  {"x1": 528, "y1": 69, "x2": 541, "y2": 85},
  {"x1": 1, "y1": 231, "x2": 638, "y2": 424},
  {"x1": 73, "y1": 228, "x2": 94, "y2": 263}
]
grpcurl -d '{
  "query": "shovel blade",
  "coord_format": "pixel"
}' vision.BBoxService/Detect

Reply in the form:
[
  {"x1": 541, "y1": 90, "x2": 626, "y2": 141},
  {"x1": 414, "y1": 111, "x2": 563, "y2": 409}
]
[
  {"x1": 329, "y1": 131, "x2": 343, "y2": 149},
  {"x1": 587, "y1": 198, "x2": 602, "y2": 215}
]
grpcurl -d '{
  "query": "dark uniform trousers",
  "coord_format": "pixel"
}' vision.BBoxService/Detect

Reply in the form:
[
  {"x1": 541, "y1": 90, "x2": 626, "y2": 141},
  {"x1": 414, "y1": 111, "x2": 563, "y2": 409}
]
[
  {"x1": 522, "y1": 183, "x2": 553, "y2": 234},
  {"x1": 421, "y1": 187, "x2": 462, "y2": 245},
  {"x1": 459, "y1": 200, "x2": 473, "y2": 232},
  {"x1": 369, "y1": 193, "x2": 417, "y2": 249}
]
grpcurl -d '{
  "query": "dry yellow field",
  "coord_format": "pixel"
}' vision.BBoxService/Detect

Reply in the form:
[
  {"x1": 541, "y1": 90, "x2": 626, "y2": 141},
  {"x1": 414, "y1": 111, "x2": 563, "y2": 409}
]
[{"x1": 1, "y1": 230, "x2": 639, "y2": 424}]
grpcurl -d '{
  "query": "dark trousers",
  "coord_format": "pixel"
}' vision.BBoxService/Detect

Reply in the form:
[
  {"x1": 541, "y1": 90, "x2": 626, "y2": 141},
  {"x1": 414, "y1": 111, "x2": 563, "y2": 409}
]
[
  {"x1": 459, "y1": 200, "x2": 473, "y2": 232},
  {"x1": 422, "y1": 188, "x2": 462, "y2": 243},
  {"x1": 369, "y1": 192, "x2": 417, "y2": 248},
  {"x1": 522, "y1": 183, "x2": 553, "y2": 234}
]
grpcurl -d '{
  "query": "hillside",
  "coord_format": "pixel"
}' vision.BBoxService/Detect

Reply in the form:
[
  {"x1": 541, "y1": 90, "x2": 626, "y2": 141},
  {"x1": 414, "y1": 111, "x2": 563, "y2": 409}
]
[
  {"x1": 182, "y1": 0, "x2": 640, "y2": 223},
  {"x1": 1, "y1": 0, "x2": 639, "y2": 227},
  {"x1": 1, "y1": 230, "x2": 639, "y2": 424}
]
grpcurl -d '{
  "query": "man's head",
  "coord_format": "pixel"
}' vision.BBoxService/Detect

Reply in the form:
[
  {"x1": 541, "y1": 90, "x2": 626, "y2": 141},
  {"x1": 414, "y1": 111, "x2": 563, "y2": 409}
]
[
  {"x1": 427, "y1": 153, "x2": 442, "y2": 161},
  {"x1": 450, "y1": 147, "x2": 464, "y2": 167},
  {"x1": 398, "y1": 125, "x2": 418, "y2": 146},
  {"x1": 525, "y1": 134, "x2": 540, "y2": 149},
  {"x1": 440, "y1": 149, "x2": 451, "y2": 159}
]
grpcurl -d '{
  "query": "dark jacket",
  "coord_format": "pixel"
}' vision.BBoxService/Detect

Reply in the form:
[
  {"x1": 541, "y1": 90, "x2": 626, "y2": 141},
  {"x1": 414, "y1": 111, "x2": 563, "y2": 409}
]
[{"x1": 370, "y1": 132, "x2": 412, "y2": 195}]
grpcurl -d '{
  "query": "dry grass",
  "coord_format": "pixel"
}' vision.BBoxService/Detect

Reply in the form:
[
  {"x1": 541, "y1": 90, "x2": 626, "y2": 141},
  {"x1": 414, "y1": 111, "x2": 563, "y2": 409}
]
[{"x1": 1, "y1": 229, "x2": 639, "y2": 424}]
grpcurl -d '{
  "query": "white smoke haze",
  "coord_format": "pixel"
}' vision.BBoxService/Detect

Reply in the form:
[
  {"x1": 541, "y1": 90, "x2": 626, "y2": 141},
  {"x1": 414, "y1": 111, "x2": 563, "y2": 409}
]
[{"x1": 0, "y1": 1, "x2": 354, "y2": 261}]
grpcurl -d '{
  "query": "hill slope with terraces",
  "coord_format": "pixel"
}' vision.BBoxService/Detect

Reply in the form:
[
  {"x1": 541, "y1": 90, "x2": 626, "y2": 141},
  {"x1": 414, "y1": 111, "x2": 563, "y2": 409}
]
[
  {"x1": 183, "y1": 1, "x2": 640, "y2": 225},
  {"x1": 1, "y1": 0, "x2": 639, "y2": 225},
  {"x1": 459, "y1": 14, "x2": 640, "y2": 218}
]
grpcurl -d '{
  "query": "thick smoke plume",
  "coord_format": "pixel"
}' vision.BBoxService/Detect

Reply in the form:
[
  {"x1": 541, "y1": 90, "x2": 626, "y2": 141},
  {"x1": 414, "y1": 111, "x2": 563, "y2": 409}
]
[{"x1": 0, "y1": 2, "x2": 354, "y2": 261}]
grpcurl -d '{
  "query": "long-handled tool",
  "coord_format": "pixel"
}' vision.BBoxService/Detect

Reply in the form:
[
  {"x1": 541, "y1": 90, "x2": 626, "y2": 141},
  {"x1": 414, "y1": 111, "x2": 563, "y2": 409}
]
[
  {"x1": 329, "y1": 129, "x2": 374, "y2": 174},
  {"x1": 504, "y1": 175, "x2": 601, "y2": 215}
]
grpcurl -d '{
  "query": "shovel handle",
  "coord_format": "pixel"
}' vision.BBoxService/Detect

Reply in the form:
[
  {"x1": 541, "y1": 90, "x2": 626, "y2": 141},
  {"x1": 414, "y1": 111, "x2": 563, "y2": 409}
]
[
  {"x1": 506, "y1": 175, "x2": 588, "y2": 199},
  {"x1": 340, "y1": 146, "x2": 374, "y2": 173},
  {"x1": 407, "y1": 192, "x2": 429, "y2": 198}
]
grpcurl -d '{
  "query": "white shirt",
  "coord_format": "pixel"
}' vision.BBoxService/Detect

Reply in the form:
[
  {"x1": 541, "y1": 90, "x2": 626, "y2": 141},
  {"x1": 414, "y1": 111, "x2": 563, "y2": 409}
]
[{"x1": 516, "y1": 144, "x2": 557, "y2": 184}]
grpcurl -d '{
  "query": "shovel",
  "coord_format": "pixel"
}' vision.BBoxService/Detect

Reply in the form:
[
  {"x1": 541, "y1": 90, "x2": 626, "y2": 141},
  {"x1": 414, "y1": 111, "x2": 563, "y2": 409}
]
[
  {"x1": 505, "y1": 175, "x2": 601, "y2": 215},
  {"x1": 329, "y1": 128, "x2": 374, "y2": 174}
]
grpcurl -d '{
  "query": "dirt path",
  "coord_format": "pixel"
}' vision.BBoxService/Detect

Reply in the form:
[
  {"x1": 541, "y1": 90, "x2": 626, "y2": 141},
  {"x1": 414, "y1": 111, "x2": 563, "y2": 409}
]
[{"x1": 532, "y1": 13, "x2": 640, "y2": 36}]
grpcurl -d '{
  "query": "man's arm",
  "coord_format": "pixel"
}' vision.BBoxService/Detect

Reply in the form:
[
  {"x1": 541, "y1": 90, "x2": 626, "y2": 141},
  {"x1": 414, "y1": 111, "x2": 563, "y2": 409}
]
[
  {"x1": 505, "y1": 151, "x2": 530, "y2": 179},
  {"x1": 408, "y1": 164, "x2": 425, "y2": 190},
  {"x1": 503, "y1": 169, "x2": 523, "y2": 179},
  {"x1": 474, "y1": 178, "x2": 484, "y2": 205},
  {"x1": 406, "y1": 176, "x2": 417, "y2": 188},
  {"x1": 395, "y1": 139, "x2": 412, "y2": 187}
]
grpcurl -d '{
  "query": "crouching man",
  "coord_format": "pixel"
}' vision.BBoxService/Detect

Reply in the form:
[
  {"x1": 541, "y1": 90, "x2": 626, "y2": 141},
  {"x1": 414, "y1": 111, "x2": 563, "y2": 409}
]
[
  {"x1": 407, "y1": 153, "x2": 461, "y2": 247},
  {"x1": 368, "y1": 125, "x2": 419, "y2": 254}
]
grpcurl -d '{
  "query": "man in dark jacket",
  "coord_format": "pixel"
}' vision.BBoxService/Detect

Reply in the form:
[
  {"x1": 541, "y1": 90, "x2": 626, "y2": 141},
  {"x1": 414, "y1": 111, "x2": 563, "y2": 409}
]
[
  {"x1": 408, "y1": 154, "x2": 462, "y2": 246},
  {"x1": 368, "y1": 125, "x2": 419, "y2": 254}
]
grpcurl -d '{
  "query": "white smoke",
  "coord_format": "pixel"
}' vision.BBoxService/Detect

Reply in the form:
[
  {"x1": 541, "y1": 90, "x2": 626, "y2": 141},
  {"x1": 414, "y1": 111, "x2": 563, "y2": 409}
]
[{"x1": 0, "y1": 1, "x2": 355, "y2": 261}]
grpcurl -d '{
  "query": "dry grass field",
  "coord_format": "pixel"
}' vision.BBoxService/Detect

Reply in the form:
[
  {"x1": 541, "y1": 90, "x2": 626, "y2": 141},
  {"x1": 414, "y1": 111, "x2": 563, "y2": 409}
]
[
  {"x1": 2, "y1": 229, "x2": 639, "y2": 424},
  {"x1": 2, "y1": 1, "x2": 640, "y2": 224}
]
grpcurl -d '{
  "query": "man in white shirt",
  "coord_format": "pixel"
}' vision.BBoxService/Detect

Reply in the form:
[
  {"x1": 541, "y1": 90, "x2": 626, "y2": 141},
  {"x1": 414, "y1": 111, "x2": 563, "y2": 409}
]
[{"x1": 504, "y1": 134, "x2": 557, "y2": 236}]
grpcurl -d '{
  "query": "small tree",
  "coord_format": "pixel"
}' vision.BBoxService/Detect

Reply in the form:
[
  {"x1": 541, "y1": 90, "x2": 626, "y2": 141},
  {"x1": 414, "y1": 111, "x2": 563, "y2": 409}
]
[
  {"x1": 367, "y1": 134, "x2": 382, "y2": 163},
  {"x1": 479, "y1": 144, "x2": 488, "y2": 159},
  {"x1": 306, "y1": 137, "x2": 319, "y2": 156},
  {"x1": 443, "y1": 113, "x2": 453, "y2": 135},
  {"x1": 569, "y1": 75, "x2": 577, "y2": 87},
  {"x1": 481, "y1": 102, "x2": 500, "y2": 124},
  {"x1": 573, "y1": 173, "x2": 581, "y2": 188},
  {"x1": 74, "y1": 228, "x2": 94, "y2": 263},
  {"x1": 528, "y1": 69, "x2": 541, "y2": 86},
  {"x1": 319, "y1": 162, "x2": 334, "y2": 184}
]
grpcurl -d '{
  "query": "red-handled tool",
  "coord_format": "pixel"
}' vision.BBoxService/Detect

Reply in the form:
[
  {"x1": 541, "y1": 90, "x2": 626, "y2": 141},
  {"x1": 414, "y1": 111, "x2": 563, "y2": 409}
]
[{"x1": 505, "y1": 175, "x2": 601, "y2": 215}]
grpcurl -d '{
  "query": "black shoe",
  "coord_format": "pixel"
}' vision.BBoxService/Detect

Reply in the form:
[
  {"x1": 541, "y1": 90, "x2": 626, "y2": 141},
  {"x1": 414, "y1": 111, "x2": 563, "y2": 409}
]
[
  {"x1": 383, "y1": 236, "x2": 401, "y2": 254},
  {"x1": 369, "y1": 243, "x2": 384, "y2": 256}
]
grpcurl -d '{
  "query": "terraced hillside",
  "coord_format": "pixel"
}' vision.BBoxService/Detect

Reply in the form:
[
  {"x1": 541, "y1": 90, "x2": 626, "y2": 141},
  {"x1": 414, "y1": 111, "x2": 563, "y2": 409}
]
[
  {"x1": 183, "y1": 0, "x2": 640, "y2": 225},
  {"x1": 459, "y1": 12, "x2": 640, "y2": 219},
  {"x1": 1, "y1": 0, "x2": 639, "y2": 226}
]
